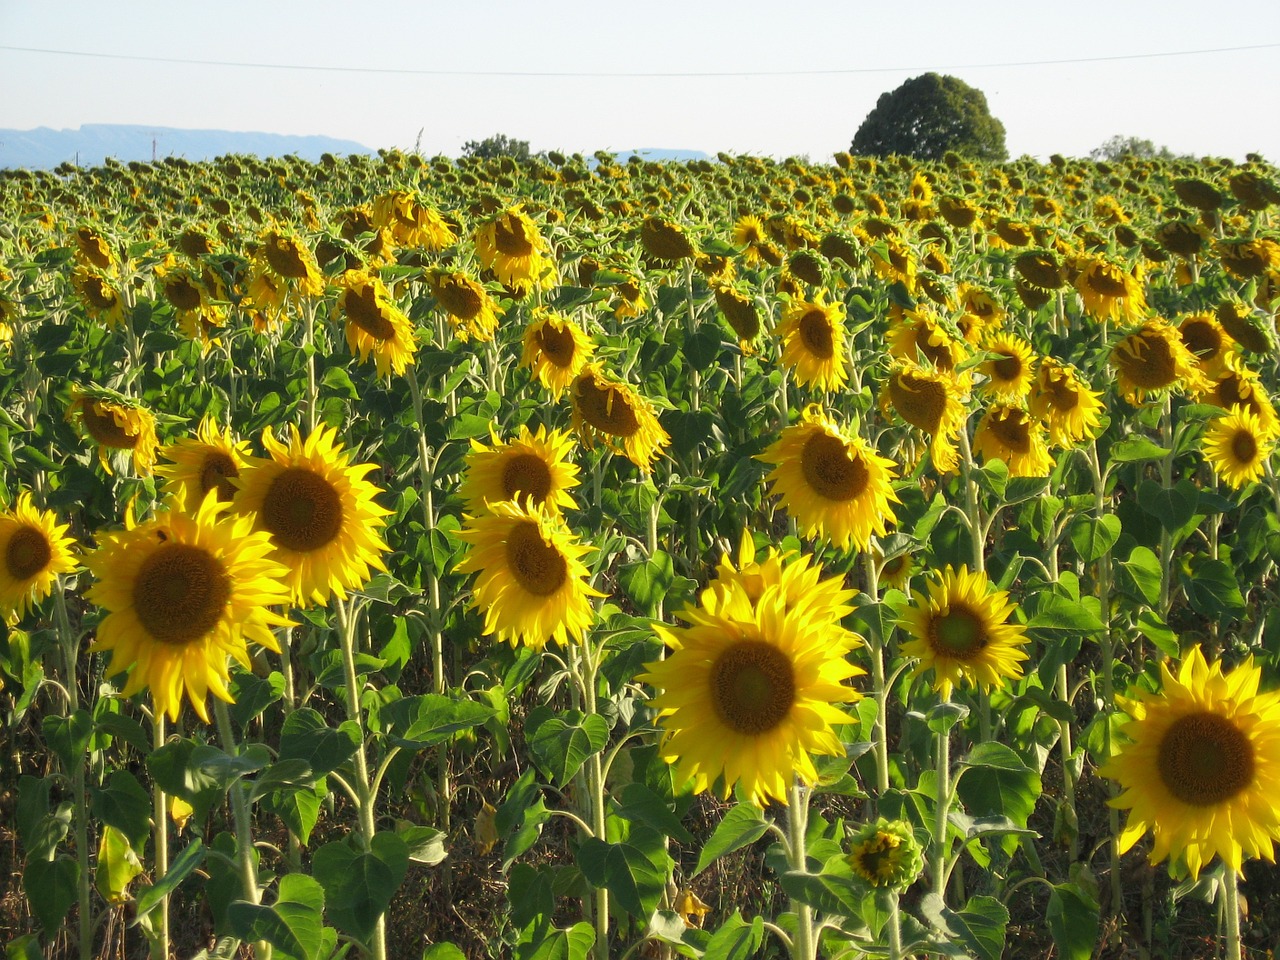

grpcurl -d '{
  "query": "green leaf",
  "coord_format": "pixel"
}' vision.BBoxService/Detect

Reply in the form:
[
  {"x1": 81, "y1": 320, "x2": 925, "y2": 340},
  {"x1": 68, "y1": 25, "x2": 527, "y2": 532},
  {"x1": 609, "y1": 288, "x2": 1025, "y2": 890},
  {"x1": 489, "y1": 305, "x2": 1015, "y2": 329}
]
[
  {"x1": 1139, "y1": 478, "x2": 1198, "y2": 534},
  {"x1": 262, "y1": 784, "x2": 324, "y2": 845},
  {"x1": 312, "y1": 832, "x2": 409, "y2": 945},
  {"x1": 24, "y1": 858, "x2": 78, "y2": 936},
  {"x1": 515, "y1": 921, "x2": 596, "y2": 960},
  {"x1": 42, "y1": 709, "x2": 93, "y2": 771},
  {"x1": 1068, "y1": 514, "x2": 1120, "y2": 563},
  {"x1": 278, "y1": 709, "x2": 359, "y2": 778},
  {"x1": 227, "y1": 873, "x2": 327, "y2": 960},
  {"x1": 1108, "y1": 436, "x2": 1171, "y2": 463},
  {"x1": 321, "y1": 365, "x2": 360, "y2": 399},
  {"x1": 576, "y1": 827, "x2": 672, "y2": 918},
  {"x1": 955, "y1": 743, "x2": 1041, "y2": 829},
  {"x1": 396, "y1": 823, "x2": 447, "y2": 866},
  {"x1": 381, "y1": 694, "x2": 494, "y2": 749},
  {"x1": 95, "y1": 824, "x2": 144, "y2": 904},
  {"x1": 1027, "y1": 593, "x2": 1103, "y2": 635},
  {"x1": 618, "y1": 551, "x2": 675, "y2": 619},
  {"x1": 526, "y1": 707, "x2": 609, "y2": 788},
  {"x1": 703, "y1": 911, "x2": 765, "y2": 960},
  {"x1": 1119, "y1": 545, "x2": 1161, "y2": 607},
  {"x1": 685, "y1": 326, "x2": 723, "y2": 369},
  {"x1": 247, "y1": 759, "x2": 318, "y2": 803},
  {"x1": 919, "y1": 893, "x2": 1009, "y2": 960},
  {"x1": 134, "y1": 839, "x2": 205, "y2": 920},
  {"x1": 1047, "y1": 881, "x2": 1101, "y2": 960},
  {"x1": 91, "y1": 770, "x2": 152, "y2": 852},
  {"x1": 695, "y1": 804, "x2": 768, "y2": 876},
  {"x1": 616, "y1": 782, "x2": 694, "y2": 844},
  {"x1": 1136, "y1": 610, "x2": 1180, "y2": 658},
  {"x1": 1180, "y1": 557, "x2": 1245, "y2": 617},
  {"x1": 422, "y1": 945, "x2": 468, "y2": 960}
]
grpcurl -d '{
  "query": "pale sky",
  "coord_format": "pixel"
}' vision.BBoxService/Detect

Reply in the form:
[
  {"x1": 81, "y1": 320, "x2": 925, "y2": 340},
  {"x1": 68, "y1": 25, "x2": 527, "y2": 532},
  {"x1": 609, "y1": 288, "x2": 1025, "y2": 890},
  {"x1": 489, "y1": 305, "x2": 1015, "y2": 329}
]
[{"x1": 2, "y1": 0, "x2": 1279, "y2": 162}]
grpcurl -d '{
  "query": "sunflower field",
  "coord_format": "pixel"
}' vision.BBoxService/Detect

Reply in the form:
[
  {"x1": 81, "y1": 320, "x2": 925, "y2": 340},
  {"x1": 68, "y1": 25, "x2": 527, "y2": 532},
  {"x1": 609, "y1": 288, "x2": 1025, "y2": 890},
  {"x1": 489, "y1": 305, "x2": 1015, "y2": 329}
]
[{"x1": 2, "y1": 146, "x2": 1280, "y2": 960}]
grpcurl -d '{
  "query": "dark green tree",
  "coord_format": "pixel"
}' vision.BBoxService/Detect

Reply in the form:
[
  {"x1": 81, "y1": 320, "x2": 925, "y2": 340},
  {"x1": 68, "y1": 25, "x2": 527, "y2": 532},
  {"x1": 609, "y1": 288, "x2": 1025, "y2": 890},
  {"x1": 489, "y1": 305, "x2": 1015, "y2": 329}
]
[
  {"x1": 851, "y1": 73, "x2": 1007, "y2": 162},
  {"x1": 460, "y1": 133, "x2": 531, "y2": 160}
]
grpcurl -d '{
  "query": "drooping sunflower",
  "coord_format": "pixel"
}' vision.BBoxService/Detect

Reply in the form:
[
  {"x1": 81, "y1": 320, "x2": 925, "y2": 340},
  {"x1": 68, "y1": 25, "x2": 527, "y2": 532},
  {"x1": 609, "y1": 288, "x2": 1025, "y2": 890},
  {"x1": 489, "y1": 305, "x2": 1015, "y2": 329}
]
[
  {"x1": 886, "y1": 306, "x2": 969, "y2": 376},
  {"x1": 519, "y1": 310, "x2": 594, "y2": 399},
  {"x1": 732, "y1": 214, "x2": 768, "y2": 263},
  {"x1": 1199, "y1": 359, "x2": 1279, "y2": 434},
  {"x1": 1216, "y1": 236, "x2": 1280, "y2": 282},
  {"x1": 456, "y1": 500, "x2": 602, "y2": 650},
  {"x1": 640, "y1": 580, "x2": 863, "y2": 806},
  {"x1": 1109, "y1": 320, "x2": 1209, "y2": 405},
  {"x1": 1216, "y1": 300, "x2": 1276, "y2": 355},
  {"x1": 1073, "y1": 253, "x2": 1146, "y2": 324},
  {"x1": 777, "y1": 292, "x2": 849, "y2": 391},
  {"x1": 425, "y1": 267, "x2": 501, "y2": 342},
  {"x1": 371, "y1": 189, "x2": 456, "y2": 250},
  {"x1": 978, "y1": 332, "x2": 1036, "y2": 401},
  {"x1": 1028, "y1": 358, "x2": 1105, "y2": 448},
  {"x1": 73, "y1": 225, "x2": 116, "y2": 272},
  {"x1": 1099, "y1": 646, "x2": 1280, "y2": 878},
  {"x1": 1177, "y1": 312, "x2": 1237, "y2": 376},
  {"x1": 84, "y1": 494, "x2": 294, "y2": 722},
  {"x1": 714, "y1": 284, "x2": 762, "y2": 351},
  {"x1": 474, "y1": 207, "x2": 556, "y2": 290},
  {"x1": 1201, "y1": 406, "x2": 1276, "y2": 490},
  {"x1": 458, "y1": 424, "x2": 580, "y2": 517},
  {"x1": 253, "y1": 228, "x2": 325, "y2": 300},
  {"x1": 0, "y1": 492, "x2": 78, "y2": 622},
  {"x1": 879, "y1": 362, "x2": 968, "y2": 473},
  {"x1": 155, "y1": 417, "x2": 252, "y2": 513},
  {"x1": 66, "y1": 389, "x2": 160, "y2": 476},
  {"x1": 569, "y1": 364, "x2": 670, "y2": 474},
  {"x1": 972, "y1": 404, "x2": 1055, "y2": 478},
  {"x1": 898, "y1": 565, "x2": 1030, "y2": 700},
  {"x1": 759, "y1": 405, "x2": 900, "y2": 551},
  {"x1": 72, "y1": 268, "x2": 127, "y2": 327},
  {"x1": 640, "y1": 216, "x2": 696, "y2": 263},
  {"x1": 234, "y1": 425, "x2": 391, "y2": 607},
  {"x1": 335, "y1": 268, "x2": 417, "y2": 377}
]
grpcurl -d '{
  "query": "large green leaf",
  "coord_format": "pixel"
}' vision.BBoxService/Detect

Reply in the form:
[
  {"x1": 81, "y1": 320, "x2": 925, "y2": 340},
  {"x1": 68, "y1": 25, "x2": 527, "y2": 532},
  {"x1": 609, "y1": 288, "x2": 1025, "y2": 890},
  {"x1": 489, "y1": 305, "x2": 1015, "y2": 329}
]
[
  {"x1": 380, "y1": 694, "x2": 494, "y2": 749},
  {"x1": 955, "y1": 742, "x2": 1041, "y2": 828},
  {"x1": 514, "y1": 921, "x2": 595, "y2": 960},
  {"x1": 95, "y1": 824, "x2": 143, "y2": 904},
  {"x1": 618, "y1": 550, "x2": 675, "y2": 618},
  {"x1": 694, "y1": 803, "x2": 769, "y2": 876},
  {"x1": 919, "y1": 893, "x2": 1008, "y2": 960},
  {"x1": 1047, "y1": 881, "x2": 1101, "y2": 960},
  {"x1": 277, "y1": 708, "x2": 359, "y2": 778},
  {"x1": 1119, "y1": 545, "x2": 1161, "y2": 607},
  {"x1": 312, "y1": 832, "x2": 409, "y2": 945},
  {"x1": 526, "y1": 707, "x2": 609, "y2": 787},
  {"x1": 91, "y1": 770, "x2": 152, "y2": 852},
  {"x1": 1068, "y1": 514, "x2": 1120, "y2": 563},
  {"x1": 134, "y1": 838, "x2": 205, "y2": 921},
  {"x1": 703, "y1": 911, "x2": 765, "y2": 960},
  {"x1": 24, "y1": 858, "x2": 78, "y2": 936},
  {"x1": 1180, "y1": 557, "x2": 1245, "y2": 617},
  {"x1": 227, "y1": 873, "x2": 328, "y2": 960},
  {"x1": 576, "y1": 826, "x2": 672, "y2": 918},
  {"x1": 615, "y1": 782, "x2": 693, "y2": 844}
]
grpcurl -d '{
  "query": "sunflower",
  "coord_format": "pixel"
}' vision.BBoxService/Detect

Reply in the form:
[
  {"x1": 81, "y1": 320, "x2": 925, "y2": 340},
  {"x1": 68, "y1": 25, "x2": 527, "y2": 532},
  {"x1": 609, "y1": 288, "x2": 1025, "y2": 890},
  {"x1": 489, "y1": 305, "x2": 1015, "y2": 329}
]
[
  {"x1": 1014, "y1": 249, "x2": 1066, "y2": 290},
  {"x1": 569, "y1": 364, "x2": 670, "y2": 474},
  {"x1": 1028, "y1": 358, "x2": 1104, "y2": 447},
  {"x1": 336, "y1": 268, "x2": 417, "y2": 377},
  {"x1": 886, "y1": 306, "x2": 968, "y2": 375},
  {"x1": 519, "y1": 310, "x2": 593, "y2": 399},
  {"x1": 1073, "y1": 253, "x2": 1146, "y2": 324},
  {"x1": 846, "y1": 818, "x2": 924, "y2": 890},
  {"x1": 1177, "y1": 313, "x2": 1236, "y2": 376},
  {"x1": 459, "y1": 425, "x2": 580, "y2": 516},
  {"x1": 898, "y1": 565, "x2": 1030, "y2": 700},
  {"x1": 155, "y1": 417, "x2": 251, "y2": 513},
  {"x1": 72, "y1": 268, "x2": 127, "y2": 327},
  {"x1": 639, "y1": 579, "x2": 863, "y2": 806},
  {"x1": 73, "y1": 225, "x2": 115, "y2": 272},
  {"x1": 1201, "y1": 406, "x2": 1276, "y2": 490},
  {"x1": 1217, "y1": 237, "x2": 1280, "y2": 282},
  {"x1": 0, "y1": 492, "x2": 78, "y2": 622},
  {"x1": 1199, "y1": 360, "x2": 1279, "y2": 434},
  {"x1": 84, "y1": 494, "x2": 294, "y2": 722},
  {"x1": 978, "y1": 332, "x2": 1036, "y2": 401},
  {"x1": 879, "y1": 362, "x2": 968, "y2": 473},
  {"x1": 640, "y1": 216, "x2": 695, "y2": 263},
  {"x1": 972, "y1": 404, "x2": 1055, "y2": 478},
  {"x1": 875, "y1": 545, "x2": 915, "y2": 592},
  {"x1": 425, "y1": 268, "x2": 501, "y2": 342},
  {"x1": 1109, "y1": 320, "x2": 1209, "y2": 405},
  {"x1": 474, "y1": 207, "x2": 556, "y2": 290},
  {"x1": 1215, "y1": 300, "x2": 1275, "y2": 355},
  {"x1": 253, "y1": 228, "x2": 325, "y2": 299},
  {"x1": 714, "y1": 284, "x2": 762, "y2": 350},
  {"x1": 456, "y1": 500, "x2": 602, "y2": 650},
  {"x1": 1100, "y1": 646, "x2": 1280, "y2": 878},
  {"x1": 234, "y1": 425, "x2": 391, "y2": 607},
  {"x1": 759, "y1": 405, "x2": 899, "y2": 551},
  {"x1": 777, "y1": 292, "x2": 849, "y2": 391},
  {"x1": 611, "y1": 273, "x2": 650, "y2": 320},
  {"x1": 371, "y1": 190, "x2": 456, "y2": 250},
  {"x1": 66, "y1": 389, "x2": 159, "y2": 476}
]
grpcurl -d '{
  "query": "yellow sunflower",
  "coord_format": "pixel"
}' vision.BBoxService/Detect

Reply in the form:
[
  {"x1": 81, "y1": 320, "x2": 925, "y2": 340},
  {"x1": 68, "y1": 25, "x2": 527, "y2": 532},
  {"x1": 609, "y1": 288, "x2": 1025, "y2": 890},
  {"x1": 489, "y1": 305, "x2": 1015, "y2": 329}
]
[
  {"x1": 777, "y1": 292, "x2": 849, "y2": 391},
  {"x1": 458, "y1": 424, "x2": 580, "y2": 517},
  {"x1": 972, "y1": 404, "x2": 1055, "y2": 478},
  {"x1": 456, "y1": 500, "x2": 602, "y2": 650},
  {"x1": 1028, "y1": 358, "x2": 1104, "y2": 448},
  {"x1": 875, "y1": 545, "x2": 915, "y2": 592},
  {"x1": 1109, "y1": 320, "x2": 1209, "y2": 405},
  {"x1": 336, "y1": 268, "x2": 417, "y2": 377},
  {"x1": 732, "y1": 214, "x2": 768, "y2": 263},
  {"x1": 0, "y1": 492, "x2": 78, "y2": 622},
  {"x1": 846, "y1": 818, "x2": 924, "y2": 890},
  {"x1": 372, "y1": 190, "x2": 456, "y2": 250},
  {"x1": 569, "y1": 364, "x2": 670, "y2": 474},
  {"x1": 519, "y1": 310, "x2": 594, "y2": 399},
  {"x1": 1199, "y1": 359, "x2": 1279, "y2": 434},
  {"x1": 978, "y1": 332, "x2": 1036, "y2": 401},
  {"x1": 155, "y1": 417, "x2": 251, "y2": 513},
  {"x1": 898, "y1": 565, "x2": 1030, "y2": 700},
  {"x1": 66, "y1": 389, "x2": 160, "y2": 476},
  {"x1": 1100, "y1": 646, "x2": 1280, "y2": 878},
  {"x1": 714, "y1": 284, "x2": 762, "y2": 351},
  {"x1": 886, "y1": 306, "x2": 968, "y2": 376},
  {"x1": 759, "y1": 404, "x2": 900, "y2": 551},
  {"x1": 1177, "y1": 312, "x2": 1236, "y2": 376},
  {"x1": 1201, "y1": 406, "x2": 1276, "y2": 490},
  {"x1": 253, "y1": 228, "x2": 325, "y2": 300},
  {"x1": 84, "y1": 494, "x2": 294, "y2": 722},
  {"x1": 474, "y1": 207, "x2": 556, "y2": 290},
  {"x1": 640, "y1": 216, "x2": 696, "y2": 263},
  {"x1": 1073, "y1": 253, "x2": 1146, "y2": 324},
  {"x1": 72, "y1": 268, "x2": 127, "y2": 327},
  {"x1": 234, "y1": 425, "x2": 391, "y2": 607},
  {"x1": 639, "y1": 579, "x2": 863, "y2": 806},
  {"x1": 425, "y1": 268, "x2": 501, "y2": 342},
  {"x1": 879, "y1": 362, "x2": 968, "y2": 473},
  {"x1": 73, "y1": 225, "x2": 116, "y2": 272}
]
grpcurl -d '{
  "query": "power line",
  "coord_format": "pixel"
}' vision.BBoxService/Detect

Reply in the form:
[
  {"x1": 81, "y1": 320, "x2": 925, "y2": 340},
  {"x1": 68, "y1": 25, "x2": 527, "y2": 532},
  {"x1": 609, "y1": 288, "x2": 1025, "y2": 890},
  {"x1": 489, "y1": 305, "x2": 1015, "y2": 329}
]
[{"x1": 1, "y1": 41, "x2": 1278, "y2": 78}]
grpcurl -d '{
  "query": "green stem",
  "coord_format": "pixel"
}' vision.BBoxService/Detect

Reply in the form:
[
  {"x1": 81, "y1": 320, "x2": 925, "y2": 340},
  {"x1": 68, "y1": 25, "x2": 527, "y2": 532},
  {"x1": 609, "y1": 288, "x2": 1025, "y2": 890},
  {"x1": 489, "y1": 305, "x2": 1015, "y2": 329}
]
[
  {"x1": 303, "y1": 297, "x2": 318, "y2": 433},
  {"x1": 956, "y1": 423, "x2": 984, "y2": 573},
  {"x1": 864, "y1": 553, "x2": 891, "y2": 799},
  {"x1": 786, "y1": 780, "x2": 816, "y2": 960},
  {"x1": 887, "y1": 894, "x2": 904, "y2": 960},
  {"x1": 1223, "y1": 866, "x2": 1243, "y2": 960},
  {"x1": 575, "y1": 638, "x2": 610, "y2": 960},
  {"x1": 54, "y1": 585, "x2": 92, "y2": 960},
  {"x1": 152, "y1": 714, "x2": 170, "y2": 960},
  {"x1": 213, "y1": 699, "x2": 267, "y2": 959},
  {"x1": 932, "y1": 707, "x2": 952, "y2": 902}
]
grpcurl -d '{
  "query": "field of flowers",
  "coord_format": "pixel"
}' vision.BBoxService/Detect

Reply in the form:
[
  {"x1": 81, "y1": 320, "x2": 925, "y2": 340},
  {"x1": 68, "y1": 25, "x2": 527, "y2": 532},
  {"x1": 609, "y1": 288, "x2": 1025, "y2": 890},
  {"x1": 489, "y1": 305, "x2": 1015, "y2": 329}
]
[{"x1": 2, "y1": 145, "x2": 1280, "y2": 960}]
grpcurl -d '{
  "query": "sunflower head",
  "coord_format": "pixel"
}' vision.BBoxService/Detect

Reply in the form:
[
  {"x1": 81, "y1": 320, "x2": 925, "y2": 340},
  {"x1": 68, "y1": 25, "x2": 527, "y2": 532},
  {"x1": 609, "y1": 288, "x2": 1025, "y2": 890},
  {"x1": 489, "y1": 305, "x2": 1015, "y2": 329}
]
[
  {"x1": 846, "y1": 818, "x2": 924, "y2": 890},
  {"x1": 879, "y1": 362, "x2": 967, "y2": 473},
  {"x1": 898, "y1": 565, "x2": 1030, "y2": 700},
  {"x1": 1215, "y1": 300, "x2": 1276, "y2": 355},
  {"x1": 156, "y1": 417, "x2": 251, "y2": 513},
  {"x1": 886, "y1": 306, "x2": 968, "y2": 375},
  {"x1": 0, "y1": 492, "x2": 78, "y2": 622},
  {"x1": 714, "y1": 284, "x2": 761, "y2": 349},
  {"x1": 425, "y1": 268, "x2": 501, "y2": 342},
  {"x1": 978, "y1": 332, "x2": 1036, "y2": 401},
  {"x1": 1201, "y1": 405, "x2": 1277, "y2": 490},
  {"x1": 336, "y1": 269, "x2": 417, "y2": 376},
  {"x1": 569, "y1": 364, "x2": 670, "y2": 474},
  {"x1": 459, "y1": 424, "x2": 580, "y2": 517},
  {"x1": 778, "y1": 292, "x2": 849, "y2": 391},
  {"x1": 1073, "y1": 253, "x2": 1146, "y2": 324},
  {"x1": 72, "y1": 268, "x2": 127, "y2": 326},
  {"x1": 257, "y1": 228, "x2": 325, "y2": 298},
  {"x1": 474, "y1": 207, "x2": 556, "y2": 290},
  {"x1": 519, "y1": 310, "x2": 593, "y2": 399},
  {"x1": 1100, "y1": 646, "x2": 1280, "y2": 878},
  {"x1": 640, "y1": 216, "x2": 696, "y2": 263},
  {"x1": 67, "y1": 389, "x2": 160, "y2": 476},
  {"x1": 1028, "y1": 358, "x2": 1104, "y2": 447},
  {"x1": 1109, "y1": 320, "x2": 1210, "y2": 405}
]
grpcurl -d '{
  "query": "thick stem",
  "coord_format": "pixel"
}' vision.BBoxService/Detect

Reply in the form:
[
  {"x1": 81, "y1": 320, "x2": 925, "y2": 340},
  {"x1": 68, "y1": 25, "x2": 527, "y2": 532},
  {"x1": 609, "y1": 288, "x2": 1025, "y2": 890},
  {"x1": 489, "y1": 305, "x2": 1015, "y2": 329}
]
[
  {"x1": 932, "y1": 714, "x2": 952, "y2": 901},
  {"x1": 786, "y1": 780, "x2": 816, "y2": 960},
  {"x1": 152, "y1": 715, "x2": 170, "y2": 960},
  {"x1": 887, "y1": 895, "x2": 904, "y2": 960},
  {"x1": 54, "y1": 585, "x2": 92, "y2": 960},
  {"x1": 864, "y1": 553, "x2": 891, "y2": 799},
  {"x1": 1223, "y1": 866, "x2": 1243, "y2": 960}
]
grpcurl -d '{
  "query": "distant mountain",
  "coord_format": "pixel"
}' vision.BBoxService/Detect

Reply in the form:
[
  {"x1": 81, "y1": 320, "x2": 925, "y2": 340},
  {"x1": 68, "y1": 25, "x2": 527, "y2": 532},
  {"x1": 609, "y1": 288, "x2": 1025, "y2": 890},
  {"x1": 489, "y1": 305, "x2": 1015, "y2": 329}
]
[{"x1": 0, "y1": 124, "x2": 375, "y2": 170}]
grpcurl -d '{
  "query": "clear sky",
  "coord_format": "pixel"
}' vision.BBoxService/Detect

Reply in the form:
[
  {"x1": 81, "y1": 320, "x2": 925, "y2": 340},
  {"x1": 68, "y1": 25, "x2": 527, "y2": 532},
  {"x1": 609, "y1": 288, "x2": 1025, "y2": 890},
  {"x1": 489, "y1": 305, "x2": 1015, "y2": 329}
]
[{"x1": 2, "y1": 0, "x2": 1279, "y2": 162}]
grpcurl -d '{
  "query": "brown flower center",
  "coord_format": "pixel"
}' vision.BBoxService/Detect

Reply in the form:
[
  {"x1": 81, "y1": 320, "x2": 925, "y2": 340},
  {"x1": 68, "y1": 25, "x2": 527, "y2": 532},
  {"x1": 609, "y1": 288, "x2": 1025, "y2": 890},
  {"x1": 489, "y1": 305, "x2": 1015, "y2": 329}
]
[
  {"x1": 6, "y1": 526, "x2": 52, "y2": 581},
  {"x1": 494, "y1": 216, "x2": 534, "y2": 257},
  {"x1": 164, "y1": 276, "x2": 203, "y2": 312},
  {"x1": 1231, "y1": 429, "x2": 1259, "y2": 465},
  {"x1": 81, "y1": 403, "x2": 139, "y2": 450},
  {"x1": 536, "y1": 323, "x2": 578, "y2": 367},
  {"x1": 505, "y1": 521, "x2": 567, "y2": 596},
  {"x1": 133, "y1": 542, "x2": 231, "y2": 645},
  {"x1": 434, "y1": 276, "x2": 483, "y2": 320},
  {"x1": 502, "y1": 453, "x2": 553, "y2": 505},
  {"x1": 890, "y1": 372, "x2": 948, "y2": 434},
  {"x1": 1157, "y1": 711, "x2": 1255, "y2": 806},
  {"x1": 927, "y1": 605, "x2": 988, "y2": 660},
  {"x1": 344, "y1": 284, "x2": 396, "y2": 340},
  {"x1": 709, "y1": 639, "x2": 796, "y2": 735},
  {"x1": 985, "y1": 410, "x2": 1032, "y2": 455},
  {"x1": 801, "y1": 432, "x2": 868, "y2": 502},
  {"x1": 798, "y1": 309, "x2": 835, "y2": 360},
  {"x1": 574, "y1": 376, "x2": 640, "y2": 438},
  {"x1": 1117, "y1": 331, "x2": 1177, "y2": 389},
  {"x1": 200, "y1": 452, "x2": 240, "y2": 502},
  {"x1": 261, "y1": 467, "x2": 344, "y2": 552}
]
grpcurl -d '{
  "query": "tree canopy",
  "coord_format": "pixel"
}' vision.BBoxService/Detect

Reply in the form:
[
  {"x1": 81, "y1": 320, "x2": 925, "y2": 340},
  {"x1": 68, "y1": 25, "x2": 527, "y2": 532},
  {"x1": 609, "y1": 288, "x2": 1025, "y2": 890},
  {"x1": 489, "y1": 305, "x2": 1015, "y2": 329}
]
[
  {"x1": 461, "y1": 134, "x2": 531, "y2": 160},
  {"x1": 851, "y1": 73, "x2": 1007, "y2": 162},
  {"x1": 1088, "y1": 135, "x2": 1181, "y2": 161}
]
